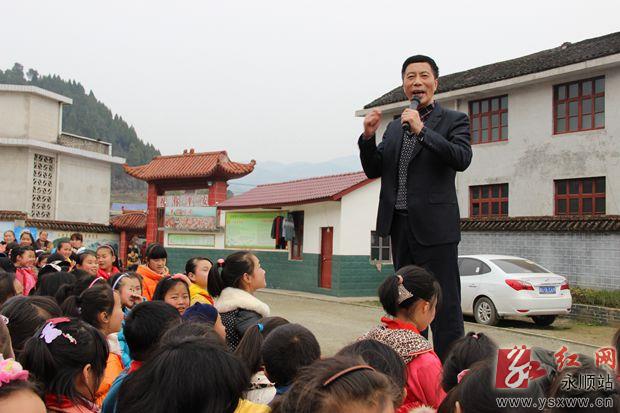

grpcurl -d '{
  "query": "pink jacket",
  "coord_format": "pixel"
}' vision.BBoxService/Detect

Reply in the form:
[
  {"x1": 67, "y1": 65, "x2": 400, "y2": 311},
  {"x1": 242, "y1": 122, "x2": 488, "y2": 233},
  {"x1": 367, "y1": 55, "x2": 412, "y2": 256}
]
[
  {"x1": 15, "y1": 267, "x2": 37, "y2": 296},
  {"x1": 362, "y1": 317, "x2": 446, "y2": 411}
]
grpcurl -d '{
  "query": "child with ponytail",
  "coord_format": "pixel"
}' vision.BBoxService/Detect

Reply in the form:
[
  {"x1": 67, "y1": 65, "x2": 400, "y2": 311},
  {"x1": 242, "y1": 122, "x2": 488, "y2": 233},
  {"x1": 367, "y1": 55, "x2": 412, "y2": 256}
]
[
  {"x1": 185, "y1": 257, "x2": 221, "y2": 305},
  {"x1": 20, "y1": 317, "x2": 109, "y2": 413},
  {"x1": 235, "y1": 316, "x2": 289, "y2": 404},
  {"x1": 62, "y1": 281, "x2": 124, "y2": 406},
  {"x1": 361, "y1": 265, "x2": 445, "y2": 411},
  {"x1": 212, "y1": 251, "x2": 270, "y2": 351}
]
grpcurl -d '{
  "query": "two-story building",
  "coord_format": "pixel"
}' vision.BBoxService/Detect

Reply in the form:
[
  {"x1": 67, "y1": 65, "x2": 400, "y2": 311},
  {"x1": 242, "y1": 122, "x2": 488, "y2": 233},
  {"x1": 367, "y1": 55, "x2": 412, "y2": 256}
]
[
  {"x1": 357, "y1": 32, "x2": 620, "y2": 290},
  {"x1": 0, "y1": 84, "x2": 124, "y2": 247}
]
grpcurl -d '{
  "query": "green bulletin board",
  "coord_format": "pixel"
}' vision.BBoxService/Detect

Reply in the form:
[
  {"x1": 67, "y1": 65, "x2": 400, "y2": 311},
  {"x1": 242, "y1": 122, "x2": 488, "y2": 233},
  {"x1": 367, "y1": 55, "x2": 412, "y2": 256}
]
[{"x1": 225, "y1": 211, "x2": 284, "y2": 249}]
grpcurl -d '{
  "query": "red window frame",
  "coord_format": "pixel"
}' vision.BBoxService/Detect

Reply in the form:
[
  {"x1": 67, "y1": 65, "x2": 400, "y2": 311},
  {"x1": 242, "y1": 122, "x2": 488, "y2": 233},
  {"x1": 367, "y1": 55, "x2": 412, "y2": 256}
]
[
  {"x1": 470, "y1": 184, "x2": 508, "y2": 218},
  {"x1": 469, "y1": 95, "x2": 508, "y2": 144},
  {"x1": 553, "y1": 76, "x2": 605, "y2": 134},
  {"x1": 554, "y1": 177, "x2": 605, "y2": 216}
]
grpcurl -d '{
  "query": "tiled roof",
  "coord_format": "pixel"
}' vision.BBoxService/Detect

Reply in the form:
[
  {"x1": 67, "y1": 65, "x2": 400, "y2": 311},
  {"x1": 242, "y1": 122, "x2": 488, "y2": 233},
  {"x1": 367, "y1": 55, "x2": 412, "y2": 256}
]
[
  {"x1": 219, "y1": 172, "x2": 373, "y2": 209},
  {"x1": 0, "y1": 210, "x2": 28, "y2": 221},
  {"x1": 110, "y1": 212, "x2": 147, "y2": 231},
  {"x1": 365, "y1": 31, "x2": 620, "y2": 109},
  {"x1": 460, "y1": 215, "x2": 620, "y2": 232},
  {"x1": 25, "y1": 219, "x2": 113, "y2": 233},
  {"x1": 123, "y1": 150, "x2": 256, "y2": 182}
]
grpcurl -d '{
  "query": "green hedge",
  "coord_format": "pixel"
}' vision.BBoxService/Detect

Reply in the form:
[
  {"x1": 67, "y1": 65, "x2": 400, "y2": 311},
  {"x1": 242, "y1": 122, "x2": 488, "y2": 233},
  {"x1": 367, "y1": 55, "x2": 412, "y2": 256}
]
[{"x1": 570, "y1": 287, "x2": 620, "y2": 309}]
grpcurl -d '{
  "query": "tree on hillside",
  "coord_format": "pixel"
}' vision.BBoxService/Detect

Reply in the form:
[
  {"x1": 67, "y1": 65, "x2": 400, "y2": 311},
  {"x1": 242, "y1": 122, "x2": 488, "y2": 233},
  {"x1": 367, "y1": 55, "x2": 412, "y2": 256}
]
[{"x1": 0, "y1": 63, "x2": 160, "y2": 192}]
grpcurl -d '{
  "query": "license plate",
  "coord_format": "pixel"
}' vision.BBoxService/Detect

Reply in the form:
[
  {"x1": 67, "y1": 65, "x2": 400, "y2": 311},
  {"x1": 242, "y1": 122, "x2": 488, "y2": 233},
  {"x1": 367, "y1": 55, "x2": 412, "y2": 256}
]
[{"x1": 539, "y1": 286, "x2": 556, "y2": 294}]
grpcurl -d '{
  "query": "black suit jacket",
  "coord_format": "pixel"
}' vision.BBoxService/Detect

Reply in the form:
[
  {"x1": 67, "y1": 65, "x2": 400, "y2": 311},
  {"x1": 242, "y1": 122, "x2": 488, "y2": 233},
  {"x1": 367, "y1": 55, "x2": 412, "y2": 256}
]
[{"x1": 359, "y1": 103, "x2": 472, "y2": 246}]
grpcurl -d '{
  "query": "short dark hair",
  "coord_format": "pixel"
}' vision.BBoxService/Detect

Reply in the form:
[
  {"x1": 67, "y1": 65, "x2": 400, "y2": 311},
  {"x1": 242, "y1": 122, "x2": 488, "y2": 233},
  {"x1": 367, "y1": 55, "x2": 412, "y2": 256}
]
[
  {"x1": 159, "y1": 321, "x2": 225, "y2": 348},
  {"x1": 0, "y1": 272, "x2": 17, "y2": 306},
  {"x1": 9, "y1": 245, "x2": 34, "y2": 263},
  {"x1": 70, "y1": 233, "x2": 83, "y2": 242},
  {"x1": 145, "y1": 243, "x2": 167, "y2": 260},
  {"x1": 337, "y1": 339, "x2": 406, "y2": 406},
  {"x1": 20, "y1": 318, "x2": 108, "y2": 407},
  {"x1": 116, "y1": 337, "x2": 250, "y2": 413},
  {"x1": 123, "y1": 301, "x2": 181, "y2": 361},
  {"x1": 0, "y1": 296, "x2": 62, "y2": 356},
  {"x1": 185, "y1": 257, "x2": 223, "y2": 297},
  {"x1": 76, "y1": 250, "x2": 96, "y2": 266},
  {"x1": 441, "y1": 331, "x2": 498, "y2": 392},
  {"x1": 401, "y1": 54, "x2": 439, "y2": 79},
  {"x1": 262, "y1": 323, "x2": 321, "y2": 386},
  {"x1": 152, "y1": 276, "x2": 190, "y2": 301},
  {"x1": 35, "y1": 271, "x2": 76, "y2": 299}
]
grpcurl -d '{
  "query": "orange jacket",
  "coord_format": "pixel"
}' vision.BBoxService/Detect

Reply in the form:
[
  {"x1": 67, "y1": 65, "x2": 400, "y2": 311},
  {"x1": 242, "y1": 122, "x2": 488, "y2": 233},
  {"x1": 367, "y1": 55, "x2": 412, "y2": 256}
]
[
  {"x1": 95, "y1": 352, "x2": 123, "y2": 407},
  {"x1": 136, "y1": 264, "x2": 168, "y2": 301}
]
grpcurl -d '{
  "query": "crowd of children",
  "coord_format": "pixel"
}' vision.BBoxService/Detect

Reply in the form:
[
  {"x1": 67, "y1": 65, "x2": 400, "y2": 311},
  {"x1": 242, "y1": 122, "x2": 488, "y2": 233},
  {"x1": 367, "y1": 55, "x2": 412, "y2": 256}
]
[{"x1": 0, "y1": 235, "x2": 618, "y2": 412}]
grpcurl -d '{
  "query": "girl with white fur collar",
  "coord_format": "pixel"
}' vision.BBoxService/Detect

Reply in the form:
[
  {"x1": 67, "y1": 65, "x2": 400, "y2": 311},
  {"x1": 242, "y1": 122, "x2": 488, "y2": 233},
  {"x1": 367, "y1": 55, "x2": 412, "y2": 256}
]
[{"x1": 213, "y1": 251, "x2": 270, "y2": 351}]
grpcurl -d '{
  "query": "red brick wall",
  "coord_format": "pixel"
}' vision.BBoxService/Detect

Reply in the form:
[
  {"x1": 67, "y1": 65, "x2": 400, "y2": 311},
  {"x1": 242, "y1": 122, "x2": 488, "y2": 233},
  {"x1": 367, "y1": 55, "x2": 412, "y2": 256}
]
[{"x1": 208, "y1": 181, "x2": 228, "y2": 206}]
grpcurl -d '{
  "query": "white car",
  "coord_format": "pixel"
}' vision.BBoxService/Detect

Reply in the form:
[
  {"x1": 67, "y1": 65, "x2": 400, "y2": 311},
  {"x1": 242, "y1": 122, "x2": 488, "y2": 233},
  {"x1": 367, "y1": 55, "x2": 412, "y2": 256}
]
[{"x1": 458, "y1": 255, "x2": 572, "y2": 326}]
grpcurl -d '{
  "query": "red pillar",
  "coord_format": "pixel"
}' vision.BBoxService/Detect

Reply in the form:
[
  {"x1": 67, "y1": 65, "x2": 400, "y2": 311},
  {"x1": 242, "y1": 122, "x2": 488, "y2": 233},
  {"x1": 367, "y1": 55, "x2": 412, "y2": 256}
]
[
  {"x1": 208, "y1": 181, "x2": 228, "y2": 206},
  {"x1": 119, "y1": 231, "x2": 128, "y2": 267},
  {"x1": 146, "y1": 182, "x2": 161, "y2": 244}
]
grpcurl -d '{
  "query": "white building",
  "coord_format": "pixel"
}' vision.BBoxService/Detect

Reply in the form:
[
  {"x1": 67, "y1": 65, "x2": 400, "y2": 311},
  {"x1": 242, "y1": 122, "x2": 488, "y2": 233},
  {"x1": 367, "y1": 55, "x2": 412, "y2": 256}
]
[
  {"x1": 0, "y1": 84, "x2": 125, "y2": 224},
  {"x1": 356, "y1": 32, "x2": 620, "y2": 290}
]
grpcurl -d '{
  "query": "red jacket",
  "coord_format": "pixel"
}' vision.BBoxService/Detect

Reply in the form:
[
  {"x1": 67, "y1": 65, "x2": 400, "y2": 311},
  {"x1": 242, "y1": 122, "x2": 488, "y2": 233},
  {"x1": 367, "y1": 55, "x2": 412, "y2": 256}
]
[{"x1": 362, "y1": 317, "x2": 446, "y2": 411}]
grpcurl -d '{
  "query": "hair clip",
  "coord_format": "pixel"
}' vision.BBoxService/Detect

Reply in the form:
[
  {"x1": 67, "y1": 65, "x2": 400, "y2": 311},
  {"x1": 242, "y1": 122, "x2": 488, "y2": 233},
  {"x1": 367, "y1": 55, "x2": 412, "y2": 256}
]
[
  {"x1": 457, "y1": 369, "x2": 470, "y2": 383},
  {"x1": 257, "y1": 323, "x2": 264, "y2": 332},
  {"x1": 40, "y1": 318, "x2": 77, "y2": 345},
  {"x1": 397, "y1": 284, "x2": 414, "y2": 305},
  {"x1": 217, "y1": 258, "x2": 225, "y2": 268},
  {"x1": 472, "y1": 333, "x2": 479, "y2": 339},
  {"x1": 0, "y1": 356, "x2": 29, "y2": 386},
  {"x1": 112, "y1": 273, "x2": 129, "y2": 290},
  {"x1": 87, "y1": 277, "x2": 106, "y2": 289},
  {"x1": 396, "y1": 275, "x2": 404, "y2": 285},
  {"x1": 323, "y1": 365, "x2": 375, "y2": 387},
  {"x1": 0, "y1": 315, "x2": 8, "y2": 325}
]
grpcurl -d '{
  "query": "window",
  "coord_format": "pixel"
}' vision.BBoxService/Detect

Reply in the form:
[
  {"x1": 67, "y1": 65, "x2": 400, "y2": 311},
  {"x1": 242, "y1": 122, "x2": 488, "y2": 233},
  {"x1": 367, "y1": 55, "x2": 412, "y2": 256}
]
[
  {"x1": 492, "y1": 259, "x2": 549, "y2": 274},
  {"x1": 470, "y1": 184, "x2": 508, "y2": 218},
  {"x1": 31, "y1": 153, "x2": 56, "y2": 219},
  {"x1": 290, "y1": 212, "x2": 304, "y2": 260},
  {"x1": 370, "y1": 231, "x2": 391, "y2": 262},
  {"x1": 554, "y1": 76, "x2": 604, "y2": 134},
  {"x1": 554, "y1": 177, "x2": 605, "y2": 216},
  {"x1": 469, "y1": 96, "x2": 508, "y2": 144},
  {"x1": 459, "y1": 258, "x2": 491, "y2": 276}
]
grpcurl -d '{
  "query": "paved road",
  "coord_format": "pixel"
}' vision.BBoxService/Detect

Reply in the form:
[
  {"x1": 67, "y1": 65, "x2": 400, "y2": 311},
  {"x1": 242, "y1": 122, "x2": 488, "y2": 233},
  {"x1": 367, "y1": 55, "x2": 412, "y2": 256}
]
[{"x1": 257, "y1": 290, "x2": 600, "y2": 357}]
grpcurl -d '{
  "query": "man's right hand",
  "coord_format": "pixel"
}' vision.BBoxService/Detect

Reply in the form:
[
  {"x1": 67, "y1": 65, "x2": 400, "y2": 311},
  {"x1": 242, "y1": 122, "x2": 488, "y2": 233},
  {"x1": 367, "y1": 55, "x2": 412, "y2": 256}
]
[{"x1": 363, "y1": 109, "x2": 382, "y2": 139}]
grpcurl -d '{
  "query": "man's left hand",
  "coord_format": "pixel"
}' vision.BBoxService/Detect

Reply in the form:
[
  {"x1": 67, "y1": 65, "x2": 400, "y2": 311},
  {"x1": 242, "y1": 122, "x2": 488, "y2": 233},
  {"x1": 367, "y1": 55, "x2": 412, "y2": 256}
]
[{"x1": 401, "y1": 108, "x2": 424, "y2": 134}]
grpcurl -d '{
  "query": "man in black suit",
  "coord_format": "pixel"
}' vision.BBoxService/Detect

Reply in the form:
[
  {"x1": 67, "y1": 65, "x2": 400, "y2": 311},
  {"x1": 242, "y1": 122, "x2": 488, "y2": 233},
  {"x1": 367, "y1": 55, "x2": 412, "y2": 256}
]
[{"x1": 358, "y1": 55, "x2": 472, "y2": 360}]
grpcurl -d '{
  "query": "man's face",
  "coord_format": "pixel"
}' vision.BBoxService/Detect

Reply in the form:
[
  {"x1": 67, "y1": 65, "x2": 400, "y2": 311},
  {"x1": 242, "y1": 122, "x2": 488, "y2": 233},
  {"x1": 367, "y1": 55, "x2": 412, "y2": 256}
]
[
  {"x1": 70, "y1": 238, "x2": 82, "y2": 249},
  {"x1": 40, "y1": 232, "x2": 48, "y2": 241},
  {"x1": 402, "y1": 62, "x2": 438, "y2": 107}
]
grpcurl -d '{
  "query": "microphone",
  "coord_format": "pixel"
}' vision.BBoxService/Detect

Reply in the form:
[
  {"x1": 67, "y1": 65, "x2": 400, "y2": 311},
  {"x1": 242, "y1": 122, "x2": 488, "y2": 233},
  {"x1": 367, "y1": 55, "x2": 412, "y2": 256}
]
[{"x1": 402, "y1": 96, "x2": 421, "y2": 133}]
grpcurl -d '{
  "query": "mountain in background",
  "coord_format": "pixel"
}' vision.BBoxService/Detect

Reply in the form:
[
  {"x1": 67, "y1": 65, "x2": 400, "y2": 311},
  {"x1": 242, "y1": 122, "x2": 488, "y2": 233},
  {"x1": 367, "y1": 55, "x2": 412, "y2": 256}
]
[
  {"x1": 228, "y1": 154, "x2": 363, "y2": 194},
  {"x1": 0, "y1": 63, "x2": 160, "y2": 192}
]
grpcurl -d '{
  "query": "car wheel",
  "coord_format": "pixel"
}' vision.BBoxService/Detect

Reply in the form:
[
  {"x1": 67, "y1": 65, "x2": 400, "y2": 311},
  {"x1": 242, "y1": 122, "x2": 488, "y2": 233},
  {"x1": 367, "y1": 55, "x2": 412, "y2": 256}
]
[
  {"x1": 531, "y1": 315, "x2": 557, "y2": 327},
  {"x1": 473, "y1": 297, "x2": 499, "y2": 326}
]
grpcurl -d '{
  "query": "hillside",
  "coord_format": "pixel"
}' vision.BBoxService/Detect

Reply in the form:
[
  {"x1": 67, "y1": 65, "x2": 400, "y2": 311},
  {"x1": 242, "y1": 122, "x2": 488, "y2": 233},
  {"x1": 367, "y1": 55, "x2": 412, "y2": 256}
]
[{"x1": 0, "y1": 63, "x2": 159, "y2": 192}]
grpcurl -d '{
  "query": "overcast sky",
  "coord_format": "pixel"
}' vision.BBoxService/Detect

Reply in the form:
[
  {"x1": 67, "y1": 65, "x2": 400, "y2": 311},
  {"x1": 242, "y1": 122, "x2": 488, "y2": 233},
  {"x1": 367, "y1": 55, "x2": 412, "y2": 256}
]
[{"x1": 2, "y1": 1, "x2": 618, "y2": 164}]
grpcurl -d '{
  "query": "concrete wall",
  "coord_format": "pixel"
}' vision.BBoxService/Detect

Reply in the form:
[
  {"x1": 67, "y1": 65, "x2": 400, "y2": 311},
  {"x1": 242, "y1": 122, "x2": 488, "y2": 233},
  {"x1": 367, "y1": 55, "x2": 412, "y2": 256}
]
[
  {"x1": 460, "y1": 231, "x2": 620, "y2": 290},
  {"x1": 339, "y1": 180, "x2": 380, "y2": 256},
  {"x1": 0, "y1": 147, "x2": 30, "y2": 212},
  {"x1": 55, "y1": 155, "x2": 112, "y2": 224},
  {"x1": 372, "y1": 65, "x2": 620, "y2": 218},
  {"x1": 0, "y1": 92, "x2": 60, "y2": 142}
]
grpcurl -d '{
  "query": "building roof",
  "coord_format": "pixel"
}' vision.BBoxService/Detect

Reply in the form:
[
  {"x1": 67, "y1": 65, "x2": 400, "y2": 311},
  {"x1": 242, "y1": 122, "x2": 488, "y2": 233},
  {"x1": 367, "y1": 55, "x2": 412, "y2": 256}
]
[
  {"x1": 110, "y1": 203, "x2": 147, "y2": 212},
  {"x1": 0, "y1": 210, "x2": 28, "y2": 221},
  {"x1": 123, "y1": 150, "x2": 256, "y2": 182},
  {"x1": 460, "y1": 215, "x2": 620, "y2": 232},
  {"x1": 25, "y1": 218, "x2": 113, "y2": 233},
  {"x1": 110, "y1": 211, "x2": 147, "y2": 231},
  {"x1": 364, "y1": 31, "x2": 620, "y2": 109},
  {"x1": 219, "y1": 171, "x2": 372, "y2": 209},
  {"x1": 0, "y1": 84, "x2": 73, "y2": 104}
]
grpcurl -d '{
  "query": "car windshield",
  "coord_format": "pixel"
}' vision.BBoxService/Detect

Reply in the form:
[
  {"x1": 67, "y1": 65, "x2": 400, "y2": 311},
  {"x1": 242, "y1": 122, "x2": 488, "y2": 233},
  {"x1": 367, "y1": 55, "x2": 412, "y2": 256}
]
[{"x1": 491, "y1": 259, "x2": 549, "y2": 274}]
